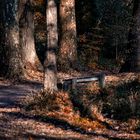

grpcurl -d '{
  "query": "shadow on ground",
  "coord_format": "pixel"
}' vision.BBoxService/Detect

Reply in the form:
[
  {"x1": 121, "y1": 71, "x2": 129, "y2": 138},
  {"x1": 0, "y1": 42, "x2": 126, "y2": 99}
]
[
  {"x1": 0, "y1": 111, "x2": 115, "y2": 140},
  {"x1": 0, "y1": 80, "x2": 140, "y2": 140}
]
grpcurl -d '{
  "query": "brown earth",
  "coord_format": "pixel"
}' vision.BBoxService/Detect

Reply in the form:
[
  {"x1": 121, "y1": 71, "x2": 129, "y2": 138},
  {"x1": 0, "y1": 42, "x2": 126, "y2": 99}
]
[{"x1": 0, "y1": 72, "x2": 139, "y2": 140}]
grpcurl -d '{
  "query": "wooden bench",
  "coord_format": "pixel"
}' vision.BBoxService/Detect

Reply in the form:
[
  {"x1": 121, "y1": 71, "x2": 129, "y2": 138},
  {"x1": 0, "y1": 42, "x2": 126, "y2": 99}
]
[{"x1": 58, "y1": 73, "x2": 105, "y2": 91}]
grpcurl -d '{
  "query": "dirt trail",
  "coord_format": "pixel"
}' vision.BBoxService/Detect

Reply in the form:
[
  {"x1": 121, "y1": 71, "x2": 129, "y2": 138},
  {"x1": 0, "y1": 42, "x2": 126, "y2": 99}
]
[
  {"x1": 0, "y1": 75, "x2": 140, "y2": 140},
  {"x1": 0, "y1": 80, "x2": 107, "y2": 140}
]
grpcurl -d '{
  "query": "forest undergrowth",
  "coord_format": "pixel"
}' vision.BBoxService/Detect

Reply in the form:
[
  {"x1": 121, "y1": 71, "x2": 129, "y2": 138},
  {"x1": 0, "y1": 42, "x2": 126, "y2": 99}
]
[{"x1": 25, "y1": 72, "x2": 140, "y2": 138}]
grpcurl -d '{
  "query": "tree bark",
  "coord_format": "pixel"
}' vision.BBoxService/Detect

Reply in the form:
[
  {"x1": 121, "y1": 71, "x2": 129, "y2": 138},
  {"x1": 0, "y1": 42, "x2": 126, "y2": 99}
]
[
  {"x1": 19, "y1": 0, "x2": 42, "y2": 75},
  {"x1": 0, "y1": 0, "x2": 7, "y2": 74},
  {"x1": 44, "y1": 0, "x2": 58, "y2": 92},
  {"x1": 4, "y1": 0, "x2": 23, "y2": 79},
  {"x1": 58, "y1": 0, "x2": 78, "y2": 71},
  {"x1": 120, "y1": 0, "x2": 140, "y2": 72},
  {"x1": 2, "y1": 0, "x2": 42, "y2": 79}
]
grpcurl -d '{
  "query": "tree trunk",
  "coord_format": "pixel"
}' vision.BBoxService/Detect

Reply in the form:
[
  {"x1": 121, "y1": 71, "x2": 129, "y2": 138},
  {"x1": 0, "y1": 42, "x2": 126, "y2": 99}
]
[
  {"x1": 0, "y1": 0, "x2": 7, "y2": 75},
  {"x1": 120, "y1": 0, "x2": 140, "y2": 72},
  {"x1": 4, "y1": 0, "x2": 23, "y2": 79},
  {"x1": 58, "y1": 0, "x2": 78, "y2": 71},
  {"x1": 19, "y1": 0, "x2": 42, "y2": 75},
  {"x1": 44, "y1": 0, "x2": 58, "y2": 92}
]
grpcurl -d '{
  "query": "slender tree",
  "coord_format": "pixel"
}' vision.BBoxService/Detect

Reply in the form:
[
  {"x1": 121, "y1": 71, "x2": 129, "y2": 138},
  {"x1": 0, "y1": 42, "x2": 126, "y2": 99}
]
[
  {"x1": 58, "y1": 0, "x2": 78, "y2": 71},
  {"x1": 120, "y1": 0, "x2": 140, "y2": 72},
  {"x1": 19, "y1": 0, "x2": 42, "y2": 75},
  {"x1": 44, "y1": 0, "x2": 58, "y2": 92}
]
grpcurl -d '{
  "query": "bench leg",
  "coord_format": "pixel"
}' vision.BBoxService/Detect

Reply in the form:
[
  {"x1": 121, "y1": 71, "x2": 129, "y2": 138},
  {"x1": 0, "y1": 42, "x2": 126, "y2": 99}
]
[
  {"x1": 99, "y1": 73, "x2": 105, "y2": 88},
  {"x1": 72, "y1": 79, "x2": 77, "y2": 94},
  {"x1": 63, "y1": 83, "x2": 68, "y2": 90}
]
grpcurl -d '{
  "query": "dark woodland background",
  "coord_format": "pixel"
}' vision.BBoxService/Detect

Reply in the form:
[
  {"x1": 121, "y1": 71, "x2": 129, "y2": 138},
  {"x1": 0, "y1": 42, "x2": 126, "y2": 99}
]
[{"x1": 0, "y1": 0, "x2": 140, "y2": 139}]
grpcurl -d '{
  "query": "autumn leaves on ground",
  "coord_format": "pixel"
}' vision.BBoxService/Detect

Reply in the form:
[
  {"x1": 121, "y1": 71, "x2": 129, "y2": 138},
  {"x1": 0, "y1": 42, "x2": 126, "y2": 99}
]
[
  {"x1": 0, "y1": 0, "x2": 140, "y2": 139},
  {"x1": 0, "y1": 71, "x2": 140, "y2": 139},
  {"x1": 24, "y1": 71, "x2": 140, "y2": 139}
]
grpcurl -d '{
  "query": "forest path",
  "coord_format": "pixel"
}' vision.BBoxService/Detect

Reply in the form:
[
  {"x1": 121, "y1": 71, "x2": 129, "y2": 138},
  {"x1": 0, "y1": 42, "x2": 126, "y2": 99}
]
[
  {"x1": 0, "y1": 79, "x2": 107, "y2": 140},
  {"x1": 0, "y1": 73, "x2": 139, "y2": 140}
]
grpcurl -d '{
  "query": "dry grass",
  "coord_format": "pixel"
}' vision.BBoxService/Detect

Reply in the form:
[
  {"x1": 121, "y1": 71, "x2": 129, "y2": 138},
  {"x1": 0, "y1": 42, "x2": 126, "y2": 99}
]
[{"x1": 25, "y1": 73, "x2": 140, "y2": 134}]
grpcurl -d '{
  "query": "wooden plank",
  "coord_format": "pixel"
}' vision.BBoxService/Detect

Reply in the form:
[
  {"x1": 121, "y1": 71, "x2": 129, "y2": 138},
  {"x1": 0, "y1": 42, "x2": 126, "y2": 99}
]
[
  {"x1": 59, "y1": 73, "x2": 106, "y2": 91},
  {"x1": 76, "y1": 77, "x2": 98, "y2": 83}
]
